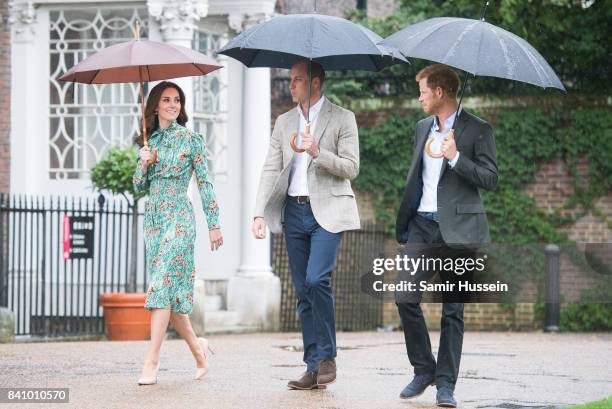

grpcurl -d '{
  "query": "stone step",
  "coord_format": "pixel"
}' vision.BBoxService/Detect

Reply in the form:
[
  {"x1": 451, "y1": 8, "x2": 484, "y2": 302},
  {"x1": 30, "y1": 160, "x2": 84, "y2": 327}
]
[
  {"x1": 204, "y1": 310, "x2": 239, "y2": 329},
  {"x1": 204, "y1": 324, "x2": 261, "y2": 335},
  {"x1": 204, "y1": 310, "x2": 260, "y2": 334},
  {"x1": 203, "y1": 294, "x2": 223, "y2": 312}
]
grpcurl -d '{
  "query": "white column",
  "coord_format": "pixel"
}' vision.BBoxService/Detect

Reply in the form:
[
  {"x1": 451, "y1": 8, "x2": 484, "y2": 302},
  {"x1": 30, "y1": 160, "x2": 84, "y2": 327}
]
[
  {"x1": 9, "y1": 1, "x2": 47, "y2": 195},
  {"x1": 147, "y1": 0, "x2": 209, "y2": 122},
  {"x1": 227, "y1": 13, "x2": 279, "y2": 331},
  {"x1": 238, "y1": 67, "x2": 273, "y2": 276}
]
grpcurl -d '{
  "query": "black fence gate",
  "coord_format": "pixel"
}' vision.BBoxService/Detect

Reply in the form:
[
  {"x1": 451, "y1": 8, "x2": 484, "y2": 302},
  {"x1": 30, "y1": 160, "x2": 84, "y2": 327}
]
[
  {"x1": 272, "y1": 221, "x2": 387, "y2": 332},
  {"x1": 0, "y1": 193, "x2": 147, "y2": 337},
  {"x1": 1, "y1": 192, "x2": 388, "y2": 337}
]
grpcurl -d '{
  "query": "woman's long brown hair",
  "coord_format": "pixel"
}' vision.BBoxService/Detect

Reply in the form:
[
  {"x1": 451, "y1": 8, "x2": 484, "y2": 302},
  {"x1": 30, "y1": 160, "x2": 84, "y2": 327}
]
[{"x1": 134, "y1": 81, "x2": 188, "y2": 147}]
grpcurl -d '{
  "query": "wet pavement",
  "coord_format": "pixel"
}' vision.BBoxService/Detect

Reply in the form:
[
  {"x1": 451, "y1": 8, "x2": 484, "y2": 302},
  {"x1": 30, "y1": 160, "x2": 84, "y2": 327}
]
[{"x1": 0, "y1": 331, "x2": 610, "y2": 409}]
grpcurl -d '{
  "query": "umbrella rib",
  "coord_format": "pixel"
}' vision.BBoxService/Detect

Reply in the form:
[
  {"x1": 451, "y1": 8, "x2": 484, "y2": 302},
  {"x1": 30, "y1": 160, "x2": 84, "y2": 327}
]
[
  {"x1": 243, "y1": 20, "x2": 269, "y2": 49},
  {"x1": 489, "y1": 25, "x2": 514, "y2": 79},
  {"x1": 443, "y1": 20, "x2": 480, "y2": 72},
  {"x1": 396, "y1": 18, "x2": 454, "y2": 55},
  {"x1": 194, "y1": 62, "x2": 214, "y2": 76},
  {"x1": 504, "y1": 29, "x2": 549, "y2": 87},
  {"x1": 474, "y1": 21, "x2": 487, "y2": 77},
  {"x1": 246, "y1": 49, "x2": 260, "y2": 67},
  {"x1": 90, "y1": 69, "x2": 102, "y2": 84},
  {"x1": 396, "y1": 19, "x2": 456, "y2": 60}
]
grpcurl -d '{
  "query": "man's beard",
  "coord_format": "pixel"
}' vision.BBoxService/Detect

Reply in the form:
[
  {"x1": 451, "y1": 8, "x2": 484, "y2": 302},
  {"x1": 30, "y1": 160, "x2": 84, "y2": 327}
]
[{"x1": 426, "y1": 98, "x2": 443, "y2": 115}]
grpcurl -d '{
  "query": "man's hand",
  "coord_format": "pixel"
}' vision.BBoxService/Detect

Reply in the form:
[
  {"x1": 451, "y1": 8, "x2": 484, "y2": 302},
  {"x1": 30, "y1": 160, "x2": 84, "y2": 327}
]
[
  {"x1": 441, "y1": 133, "x2": 457, "y2": 161},
  {"x1": 251, "y1": 217, "x2": 267, "y2": 239},
  {"x1": 300, "y1": 131, "x2": 320, "y2": 158}
]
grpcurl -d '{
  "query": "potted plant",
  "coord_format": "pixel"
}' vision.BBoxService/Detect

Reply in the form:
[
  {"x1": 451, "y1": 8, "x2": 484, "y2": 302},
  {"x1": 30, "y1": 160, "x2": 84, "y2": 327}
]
[{"x1": 90, "y1": 146, "x2": 151, "y2": 340}]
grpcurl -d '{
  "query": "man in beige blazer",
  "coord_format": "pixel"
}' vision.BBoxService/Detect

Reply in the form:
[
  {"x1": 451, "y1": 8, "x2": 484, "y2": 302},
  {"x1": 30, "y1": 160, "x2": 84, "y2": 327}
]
[{"x1": 252, "y1": 59, "x2": 360, "y2": 390}]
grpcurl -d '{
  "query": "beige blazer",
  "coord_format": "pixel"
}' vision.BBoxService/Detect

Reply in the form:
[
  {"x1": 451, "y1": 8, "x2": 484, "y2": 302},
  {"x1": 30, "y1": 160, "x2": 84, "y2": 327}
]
[{"x1": 254, "y1": 98, "x2": 361, "y2": 234}]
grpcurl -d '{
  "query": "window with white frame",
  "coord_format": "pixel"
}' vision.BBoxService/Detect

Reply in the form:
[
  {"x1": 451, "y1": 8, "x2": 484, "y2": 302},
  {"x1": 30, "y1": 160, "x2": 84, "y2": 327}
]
[
  {"x1": 49, "y1": 7, "x2": 147, "y2": 180},
  {"x1": 192, "y1": 29, "x2": 228, "y2": 183}
]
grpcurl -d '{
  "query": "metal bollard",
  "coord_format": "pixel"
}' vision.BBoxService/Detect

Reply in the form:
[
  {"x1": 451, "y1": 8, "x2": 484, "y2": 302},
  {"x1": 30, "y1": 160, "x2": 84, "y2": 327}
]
[{"x1": 544, "y1": 244, "x2": 560, "y2": 332}]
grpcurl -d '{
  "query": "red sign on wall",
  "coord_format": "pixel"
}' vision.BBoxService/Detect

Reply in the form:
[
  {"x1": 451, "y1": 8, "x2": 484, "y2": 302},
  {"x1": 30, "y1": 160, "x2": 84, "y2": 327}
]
[
  {"x1": 62, "y1": 215, "x2": 95, "y2": 260},
  {"x1": 63, "y1": 215, "x2": 70, "y2": 260}
]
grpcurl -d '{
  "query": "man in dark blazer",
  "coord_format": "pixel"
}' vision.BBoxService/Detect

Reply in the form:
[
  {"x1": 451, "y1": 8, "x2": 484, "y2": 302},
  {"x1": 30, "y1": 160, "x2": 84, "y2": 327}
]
[{"x1": 395, "y1": 64, "x2": 497, "y2": 407}]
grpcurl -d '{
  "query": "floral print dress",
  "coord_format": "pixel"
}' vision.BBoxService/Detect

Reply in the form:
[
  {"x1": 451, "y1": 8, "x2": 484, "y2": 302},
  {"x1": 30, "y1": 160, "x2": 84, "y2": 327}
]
[{"x1": 133, "y1": 120, "x2": 219, "y2": 314}]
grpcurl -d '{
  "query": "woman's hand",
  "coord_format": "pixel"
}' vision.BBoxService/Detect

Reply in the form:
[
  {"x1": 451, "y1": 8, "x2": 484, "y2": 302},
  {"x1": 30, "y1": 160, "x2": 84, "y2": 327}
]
[
  {"x1": 209, "y1": 228, "x2": 223, "y2": 251},
  {"x1": 139, "y1": 146, "x2": 152, "y2": 170}
]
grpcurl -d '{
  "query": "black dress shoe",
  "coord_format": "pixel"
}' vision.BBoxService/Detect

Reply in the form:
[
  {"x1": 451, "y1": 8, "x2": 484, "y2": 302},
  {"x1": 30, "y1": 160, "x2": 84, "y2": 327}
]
[
  {"x1": 399, "y1": 373, "x2": 435, "y2": 399},
  {"x1": 436, "y1": 387, "x2": 457, "y2": 407}
]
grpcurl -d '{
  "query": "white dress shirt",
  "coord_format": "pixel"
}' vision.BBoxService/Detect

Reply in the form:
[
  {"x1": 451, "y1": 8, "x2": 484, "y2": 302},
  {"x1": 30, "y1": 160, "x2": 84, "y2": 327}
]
[
  {"x1": 288, "y1": 96, "x2": 326, "y2": 196},
  {"x1": 417, "y1": 110, "x2": 461, "y2": 213}
]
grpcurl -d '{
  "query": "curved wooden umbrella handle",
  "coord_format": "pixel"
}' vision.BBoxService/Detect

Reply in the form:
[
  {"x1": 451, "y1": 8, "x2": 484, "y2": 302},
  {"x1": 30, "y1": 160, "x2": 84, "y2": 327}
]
[
  {"x1": 290, "y1": 122, "x2": 310, "y2": 153},
  {"x1": 425, "y1": 129, "x2": 454, "y2": 159},
  {"x1": 290, "y1": 133, "x2": 306, "y2": 153},
  {"x1": 146, "y1": 148, "x2": 158, "y2": 166}
]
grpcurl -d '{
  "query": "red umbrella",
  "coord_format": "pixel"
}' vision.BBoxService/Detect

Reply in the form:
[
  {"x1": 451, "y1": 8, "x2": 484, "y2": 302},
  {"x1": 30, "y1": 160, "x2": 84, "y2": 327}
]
[{"x1": 59, "y1": 21, "x2": 223, "y2": 163}]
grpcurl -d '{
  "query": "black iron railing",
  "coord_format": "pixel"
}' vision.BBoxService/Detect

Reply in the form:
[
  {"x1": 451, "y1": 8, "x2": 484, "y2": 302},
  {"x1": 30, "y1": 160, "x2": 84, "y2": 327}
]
[
  {"x1": 0, "y1": 193, "x2": 147, "y2": 337},
  {"x1": 272, "y1": 221, "x2": 387, "y2": 332}
]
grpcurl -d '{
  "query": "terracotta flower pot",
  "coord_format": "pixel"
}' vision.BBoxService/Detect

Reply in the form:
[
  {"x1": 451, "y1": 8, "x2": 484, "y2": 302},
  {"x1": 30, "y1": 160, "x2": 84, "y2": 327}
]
[{"x1": 99, "y1": 293, "x2": 151, "y2": 341}]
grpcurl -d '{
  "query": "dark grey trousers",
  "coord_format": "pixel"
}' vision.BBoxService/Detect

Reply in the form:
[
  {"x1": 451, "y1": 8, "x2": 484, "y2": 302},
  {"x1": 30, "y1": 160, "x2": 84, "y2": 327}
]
[{"x1": 396, "y1": 215, "x2": 475, "y2": 391}]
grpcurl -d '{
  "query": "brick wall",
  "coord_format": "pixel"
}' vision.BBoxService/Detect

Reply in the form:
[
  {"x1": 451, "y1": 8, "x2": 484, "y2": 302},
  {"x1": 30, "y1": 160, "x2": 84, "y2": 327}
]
[
  {"x1": 383, "y1": 302, "x2": 538, "y2": 331},
  {"x1": 383, "y1": 302, "x2": 540, "y2": 331},
  {"x1": 0, "y1": 0, "x2": 10, "y2": 193},
  {"x1": 523, "y1": 155, "x2": 611, "y2": 303},
  {"x1": 422, "y1": 303, "x2": 537, "y2": 331},
  {"x1": 380, "y1": 152, "x2": 610, "y2": 330}
]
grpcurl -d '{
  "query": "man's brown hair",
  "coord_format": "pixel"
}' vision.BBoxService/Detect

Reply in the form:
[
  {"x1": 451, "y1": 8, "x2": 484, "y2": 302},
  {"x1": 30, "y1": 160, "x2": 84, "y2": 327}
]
[
  {"x1": 309, "y1": 60, "x2": 325, "y2": 87},
  {"x1": 416, "y1": 64, "x2": 460, "y2": 99}
]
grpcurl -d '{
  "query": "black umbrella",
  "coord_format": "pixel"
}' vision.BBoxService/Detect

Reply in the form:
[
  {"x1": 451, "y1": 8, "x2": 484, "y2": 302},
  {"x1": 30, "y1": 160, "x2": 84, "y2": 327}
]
[
  {"x1": 218, "y1": 13, "x2": 406, "y2": 151},
  {"x1": 380, "y1": 1, "x2": 565, "y2": 157}
]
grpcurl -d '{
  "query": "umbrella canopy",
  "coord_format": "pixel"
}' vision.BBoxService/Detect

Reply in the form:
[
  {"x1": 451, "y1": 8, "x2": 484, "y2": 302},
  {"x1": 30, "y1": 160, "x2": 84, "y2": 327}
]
[
  {"x1": 59, "y1": 22, "x2": 223, "y2": 157},
  {"x1": 59, "y1": 40, "x2": 222, "y2": 84},
  {"x1": 217, "y1": 13, "x2": 406, "y2": 71},
  {"x1": 380, "y1": 17, "x2": 564, "y2": 90},
  {"x1": 218, "y1": 13, "x2": 406, "y2": 152}
]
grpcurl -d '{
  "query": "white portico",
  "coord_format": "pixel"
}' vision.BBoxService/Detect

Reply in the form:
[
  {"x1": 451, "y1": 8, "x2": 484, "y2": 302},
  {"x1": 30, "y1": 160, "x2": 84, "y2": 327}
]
[{"x1": 9, "y1": 0, "x2": 280, "y2": 332}]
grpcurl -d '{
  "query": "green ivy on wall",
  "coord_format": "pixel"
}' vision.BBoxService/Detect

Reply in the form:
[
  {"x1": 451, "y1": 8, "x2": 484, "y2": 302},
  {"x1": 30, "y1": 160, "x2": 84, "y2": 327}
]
[
  {"x1": 354, "y1": 105, "x2": 612, "y2": 330},
  {"x1": 355, "y1": 106, "x2": 611, "y2": 241}
]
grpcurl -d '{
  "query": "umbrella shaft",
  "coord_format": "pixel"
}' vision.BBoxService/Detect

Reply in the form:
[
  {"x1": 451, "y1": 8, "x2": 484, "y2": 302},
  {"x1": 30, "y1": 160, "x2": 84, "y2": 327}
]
[
  {"x1": 140, "y1": 75, "x2": 147, "y2": 147},
  {"x1": 452, "y1": 70, "x2": 471, "y2": 130},
  {"x1": 479, "y1": 0, "x2": 490, "y2": 21},
  {"x1": 307, "y1": 60, "x2": 312, "y2": 123}
]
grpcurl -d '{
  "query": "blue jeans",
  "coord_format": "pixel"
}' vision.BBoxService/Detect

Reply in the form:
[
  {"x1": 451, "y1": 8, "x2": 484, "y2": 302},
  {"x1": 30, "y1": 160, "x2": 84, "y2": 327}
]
[{"x1": 283, "y1": 198, "x2": 343, "y2": 372}]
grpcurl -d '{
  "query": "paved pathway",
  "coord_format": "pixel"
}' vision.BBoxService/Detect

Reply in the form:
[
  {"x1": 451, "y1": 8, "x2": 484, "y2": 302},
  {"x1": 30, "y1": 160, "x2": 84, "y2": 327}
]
[{"x1": 0, "y1": 331, "x2": 610, "y2": 409}]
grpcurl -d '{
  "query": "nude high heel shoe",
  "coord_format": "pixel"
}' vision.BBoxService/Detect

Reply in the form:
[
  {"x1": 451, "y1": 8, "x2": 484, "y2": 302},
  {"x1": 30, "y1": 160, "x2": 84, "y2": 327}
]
[
  {"x1": 194, "y1": 337, "x2": 215, "y2": 380},
  {"x1": 137, "y1": 363, "x2": 160, "y2": 385}
]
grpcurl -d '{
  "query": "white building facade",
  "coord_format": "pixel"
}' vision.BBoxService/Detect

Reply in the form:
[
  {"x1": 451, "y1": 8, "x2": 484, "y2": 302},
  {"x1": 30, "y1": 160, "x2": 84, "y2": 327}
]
[{"x1": 9, "y1": 0, "x2": 280, "y2": 333}]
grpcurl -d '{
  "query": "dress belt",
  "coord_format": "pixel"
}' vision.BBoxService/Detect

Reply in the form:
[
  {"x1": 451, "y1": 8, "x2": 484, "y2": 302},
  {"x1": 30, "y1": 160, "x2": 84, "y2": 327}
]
[
  {"x1": 288, "y1": 195, "x2": 310, "y2": 204},
  {"x1": 417, "y1": 211, "x2": 439, "y2": 222}
]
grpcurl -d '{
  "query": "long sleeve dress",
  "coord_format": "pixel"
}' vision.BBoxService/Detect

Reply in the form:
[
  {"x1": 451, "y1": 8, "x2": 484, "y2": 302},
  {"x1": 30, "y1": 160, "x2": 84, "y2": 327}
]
[{"x1": 133, "y1": 120, "x2": 220, "y2": 314}]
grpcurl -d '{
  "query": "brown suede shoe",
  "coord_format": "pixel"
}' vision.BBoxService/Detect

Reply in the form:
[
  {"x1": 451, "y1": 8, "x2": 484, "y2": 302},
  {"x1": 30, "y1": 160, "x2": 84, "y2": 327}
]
[
  {"x1": 317, "y1": 359, "x2": 336, "y2": 386},
  {"x1": 287, "y1": 371, "x2": 322, "y2": 390}
]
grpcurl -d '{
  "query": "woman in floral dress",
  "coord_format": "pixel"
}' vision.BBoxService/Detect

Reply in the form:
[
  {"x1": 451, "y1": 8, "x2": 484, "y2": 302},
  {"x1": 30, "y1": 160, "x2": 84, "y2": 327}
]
[{"x1": 132, "y1": 81, "x2": 223, "y2": 385}]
